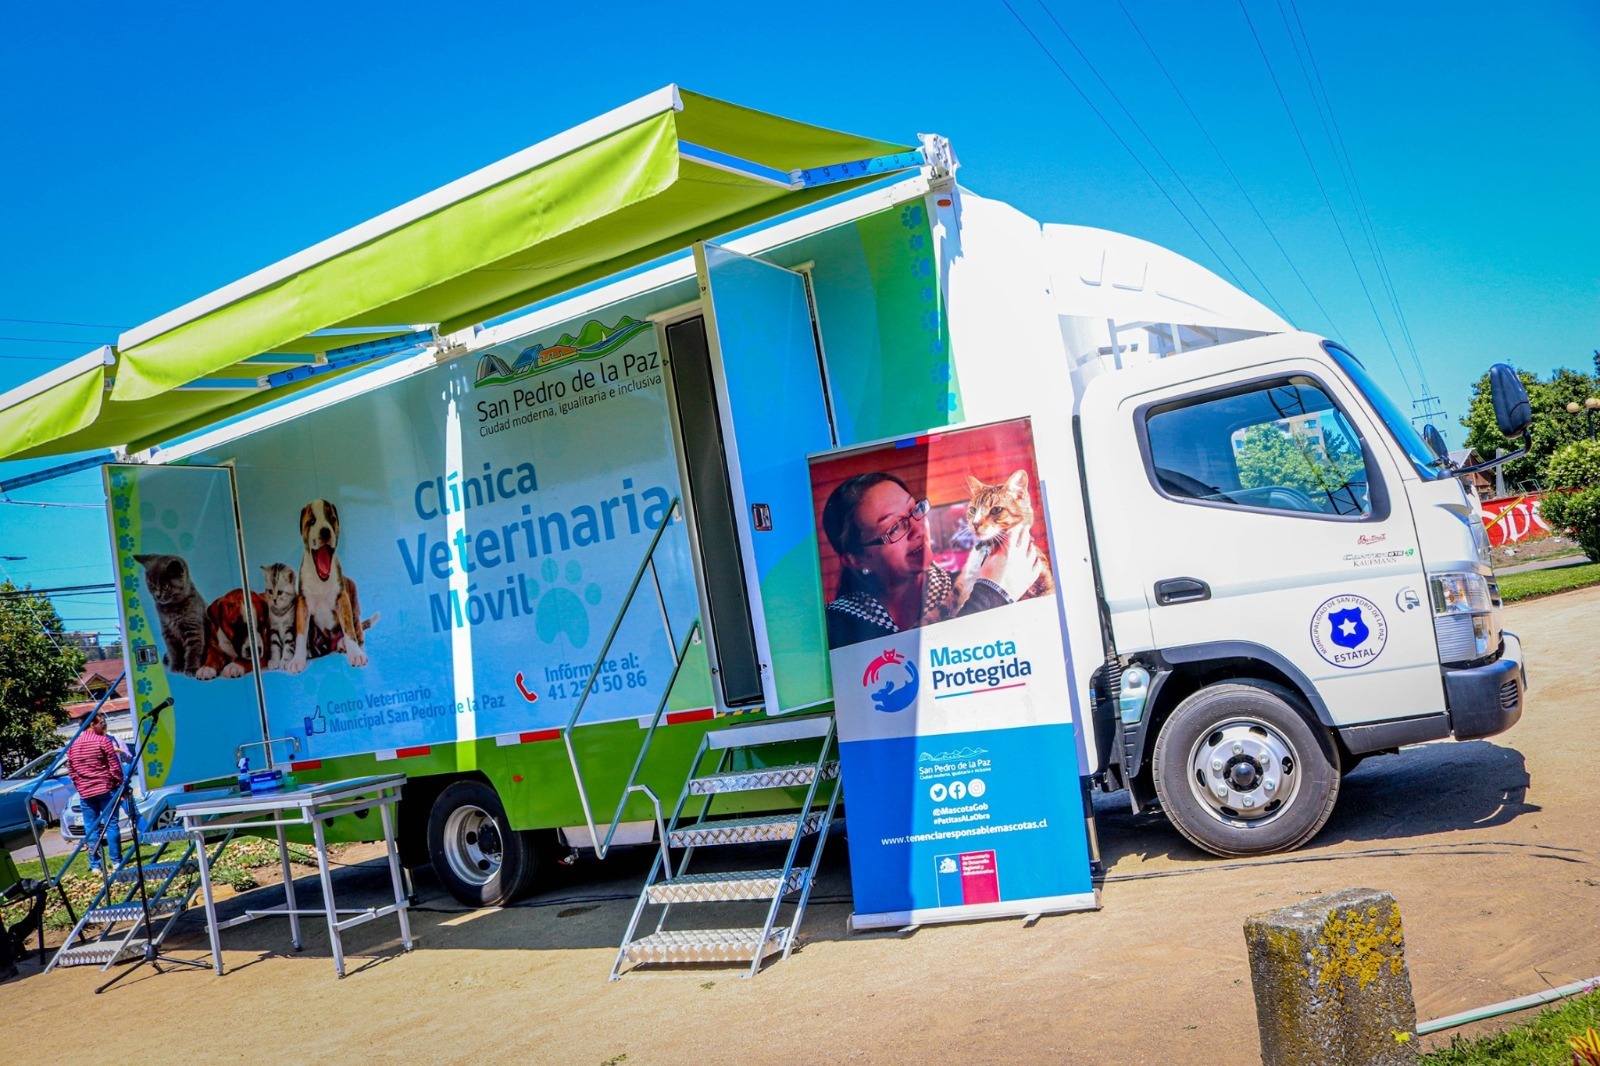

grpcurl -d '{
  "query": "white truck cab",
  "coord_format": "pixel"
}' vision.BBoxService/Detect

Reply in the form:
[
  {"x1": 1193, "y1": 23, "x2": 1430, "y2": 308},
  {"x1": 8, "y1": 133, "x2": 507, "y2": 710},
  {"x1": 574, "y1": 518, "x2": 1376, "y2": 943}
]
[{"x1": 1076, "y1": 330, "x2": 1528, "y2": 855}]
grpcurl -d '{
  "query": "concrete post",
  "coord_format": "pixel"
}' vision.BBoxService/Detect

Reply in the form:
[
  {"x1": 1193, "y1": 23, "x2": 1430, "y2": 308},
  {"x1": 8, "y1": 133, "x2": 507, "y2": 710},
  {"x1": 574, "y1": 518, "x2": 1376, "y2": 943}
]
[{"x1": 1243, "y1": 887, "x2": 1418, "y2": 1065}]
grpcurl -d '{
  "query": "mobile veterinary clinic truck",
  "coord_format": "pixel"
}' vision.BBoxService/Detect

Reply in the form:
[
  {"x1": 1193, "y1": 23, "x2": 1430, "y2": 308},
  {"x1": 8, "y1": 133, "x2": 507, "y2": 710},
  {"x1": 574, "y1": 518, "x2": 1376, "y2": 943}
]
[{"x1": 0, "y1": 88, "x2": 1530, "y2": 913}]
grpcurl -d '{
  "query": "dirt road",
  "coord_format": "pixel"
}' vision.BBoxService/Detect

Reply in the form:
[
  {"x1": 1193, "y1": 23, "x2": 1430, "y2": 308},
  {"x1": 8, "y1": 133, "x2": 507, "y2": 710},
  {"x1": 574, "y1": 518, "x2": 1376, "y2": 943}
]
[{"x1": 3, "y1": 588, "x2": 1596, "y2": 1064}]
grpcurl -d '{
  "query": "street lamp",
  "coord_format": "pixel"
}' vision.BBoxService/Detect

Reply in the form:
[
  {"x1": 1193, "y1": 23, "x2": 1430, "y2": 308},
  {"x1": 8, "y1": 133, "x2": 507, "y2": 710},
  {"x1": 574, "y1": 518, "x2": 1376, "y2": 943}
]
[{"x1": 1566, "y1": 397, "x2": 1600, "y2": 440}]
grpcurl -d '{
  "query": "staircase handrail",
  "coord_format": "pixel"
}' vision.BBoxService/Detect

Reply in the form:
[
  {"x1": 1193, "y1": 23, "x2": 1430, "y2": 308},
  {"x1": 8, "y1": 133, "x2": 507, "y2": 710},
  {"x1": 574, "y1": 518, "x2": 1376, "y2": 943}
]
[
  {"x1": 21, "y1": 672, "x2": 127, "y2": 922},
  {"x1": 559, "y1": 498, "x2": 701, "y2": 862}
]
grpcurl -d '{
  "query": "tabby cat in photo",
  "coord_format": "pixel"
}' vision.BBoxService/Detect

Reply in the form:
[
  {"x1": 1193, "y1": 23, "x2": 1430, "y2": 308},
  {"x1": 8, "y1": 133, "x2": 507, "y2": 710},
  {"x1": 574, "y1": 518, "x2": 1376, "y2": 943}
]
[
  {"x1": 133, "y1": 553, "x2": 210, "y2": 678},
  {"x1": 956, "y1": 469, "x2": 1055, "y2": 608},
  {"x1": 260, "y1": 563, "x2": 298, "y2": 671}
]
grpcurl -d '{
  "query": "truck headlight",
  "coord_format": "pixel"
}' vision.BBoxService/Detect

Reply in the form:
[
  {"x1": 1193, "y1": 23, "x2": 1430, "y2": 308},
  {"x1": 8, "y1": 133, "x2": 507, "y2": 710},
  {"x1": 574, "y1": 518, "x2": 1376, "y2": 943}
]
[
  {"x1": 1430, "y1": 572, "x2": 1497, "y2": 663},
  {"x1": 1430, "y1": 572, "x2": 1492, "y2": 615}
]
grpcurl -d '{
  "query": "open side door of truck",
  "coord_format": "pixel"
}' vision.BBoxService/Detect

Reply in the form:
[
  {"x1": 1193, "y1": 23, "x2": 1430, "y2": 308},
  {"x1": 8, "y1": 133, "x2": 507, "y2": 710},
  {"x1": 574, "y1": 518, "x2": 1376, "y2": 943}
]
[
  {"x1": 663, "y1": 243, "x2": 835, "y2": 714},
  {"x1": 106, "y1": 463, "x2": 271, "y2": 789}
]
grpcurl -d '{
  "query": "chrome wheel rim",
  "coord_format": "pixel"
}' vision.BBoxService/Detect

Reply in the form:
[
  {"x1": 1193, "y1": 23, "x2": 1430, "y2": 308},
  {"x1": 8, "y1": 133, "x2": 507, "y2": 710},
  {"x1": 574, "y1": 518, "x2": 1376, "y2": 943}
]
[
  {"x1": 443, "y1": 804, "x2": 503, "y2": 887},
  {"x1": 1186, "y1": 717, "x2": 1302, "y2": 828}
]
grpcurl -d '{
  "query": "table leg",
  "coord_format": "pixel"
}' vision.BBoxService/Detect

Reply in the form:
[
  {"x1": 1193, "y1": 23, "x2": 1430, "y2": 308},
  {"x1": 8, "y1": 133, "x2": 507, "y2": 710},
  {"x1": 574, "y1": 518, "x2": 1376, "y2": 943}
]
[
  {"x1": 276, "y1": 822, "x2": 301, "y2": 950},
  {"x1": 191, "y1": 826, "x2": 224, "y2": 976},
  {"x1": 379, "y1": 796, "x2": 413, "y2": 951},
  {"x1": 311, "y1": 815, "x2": 345, "y2": 978}
]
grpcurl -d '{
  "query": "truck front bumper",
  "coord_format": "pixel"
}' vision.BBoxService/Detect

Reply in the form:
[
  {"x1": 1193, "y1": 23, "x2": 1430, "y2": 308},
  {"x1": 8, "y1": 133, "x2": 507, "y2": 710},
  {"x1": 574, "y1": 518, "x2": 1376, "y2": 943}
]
[{"x1": 1444, "y1": 630, "x2": 1525, "y2": 741}]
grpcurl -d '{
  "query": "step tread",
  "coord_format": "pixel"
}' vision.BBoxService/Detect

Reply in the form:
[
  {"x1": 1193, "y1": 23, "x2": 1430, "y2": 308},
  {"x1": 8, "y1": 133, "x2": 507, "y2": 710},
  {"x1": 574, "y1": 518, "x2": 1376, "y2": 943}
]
[
  {"x1": 646, "y1": 868, "x2": 806, "y2": 904},
  {"x1": 136, "y1": 826, "x2": 193, "y2": 845},
  {"x1": 705, "y1": 714, "x2": 833, "y2": 751},
  {"x1": 86, "y1": 897, "x2": 185, "y2": 924},
  {"x1": 688, "y1": 761, "x2": 840, "y2": 796},
  {"x1": 668, "y1": 812, "x2": 825, "y2": 848},
  {"x1": 54, "y1": 939, "x2": 148, "y2": 967},
  {"x1": 623, "y1": 926, "x2": 789, "y2": 965},
  {"x1": 106, "y1": 859, "x2": 195, "y2": 884}
]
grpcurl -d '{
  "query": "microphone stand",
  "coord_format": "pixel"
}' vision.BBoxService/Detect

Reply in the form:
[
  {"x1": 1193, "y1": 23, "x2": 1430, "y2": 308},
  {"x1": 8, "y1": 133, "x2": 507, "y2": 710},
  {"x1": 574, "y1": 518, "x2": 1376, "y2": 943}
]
[{"x1": 96, "y1": 698, "x2": 209, "y2": 993}]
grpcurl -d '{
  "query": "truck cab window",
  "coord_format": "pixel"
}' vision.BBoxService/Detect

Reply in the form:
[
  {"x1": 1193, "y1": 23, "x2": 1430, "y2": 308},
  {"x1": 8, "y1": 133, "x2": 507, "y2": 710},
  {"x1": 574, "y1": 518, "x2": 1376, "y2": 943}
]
[{"x1": 1146, "y1": 378, "x2": 1373, "y2": 518}]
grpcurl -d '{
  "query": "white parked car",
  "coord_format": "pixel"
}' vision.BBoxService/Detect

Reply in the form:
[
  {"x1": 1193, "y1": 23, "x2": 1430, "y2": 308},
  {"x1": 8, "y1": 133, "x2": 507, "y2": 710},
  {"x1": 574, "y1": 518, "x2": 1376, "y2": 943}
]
[
  {"x1": 0, "y1": 748, "x2": 73, "y2": 825},
  {"x1": 59, "y1": 781, "x2": 229, "y2": 845}
]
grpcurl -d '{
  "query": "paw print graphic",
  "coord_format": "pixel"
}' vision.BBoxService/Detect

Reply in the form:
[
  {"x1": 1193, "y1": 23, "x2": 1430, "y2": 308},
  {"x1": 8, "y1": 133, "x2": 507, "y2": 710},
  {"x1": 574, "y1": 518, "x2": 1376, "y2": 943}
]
[
  {"x1": 118, "y1": 534, "x2": 134, "y2": 551},
  {"x1": 136, "y1": 503, "x2": 195, "y2": 553},
  {"x1": 117, "y1": 516, "x2": 130, "y2": 530},
  {"x1": 528, "y1": 558, "x2": 604, "y2": 649},
  {"x1": 122, "y1": 574, "x2": 138, "y2": 591},
  {"x1": 146, "y1": 758, "x2": 164, "y2": 781},
  {"x1": 900, "y1": 204, "x2": 925, "y2": 229}
]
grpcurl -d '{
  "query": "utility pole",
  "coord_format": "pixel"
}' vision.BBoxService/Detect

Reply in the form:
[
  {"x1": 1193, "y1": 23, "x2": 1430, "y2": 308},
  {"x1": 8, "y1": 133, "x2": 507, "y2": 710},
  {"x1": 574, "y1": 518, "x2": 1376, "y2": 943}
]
[{"x1": 1410, "y1": 394, "x2": 1448, "y2": 440}]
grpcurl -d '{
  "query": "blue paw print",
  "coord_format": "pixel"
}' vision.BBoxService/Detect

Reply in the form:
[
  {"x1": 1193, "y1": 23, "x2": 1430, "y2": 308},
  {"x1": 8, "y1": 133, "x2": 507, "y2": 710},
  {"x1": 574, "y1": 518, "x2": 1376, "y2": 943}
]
[
  {"x1": 136, "y1": 678, "x2": 152, "y2": 695},
  {"x1": 530, "y1": 559, "x2": 604, "y2": 649},
  {"x1": 146, "y1": 759, "x2": 164, "y2": 780},
  {"x1": 900, "y1": 204, "x2": 925, "y2": 229},
  {"x1": 118, "y1": 534, "x2": 134, "y2": 551}
]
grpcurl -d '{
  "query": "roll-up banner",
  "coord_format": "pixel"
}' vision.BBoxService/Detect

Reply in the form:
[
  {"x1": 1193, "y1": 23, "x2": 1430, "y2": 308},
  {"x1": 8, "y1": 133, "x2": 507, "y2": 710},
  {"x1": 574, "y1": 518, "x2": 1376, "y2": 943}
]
[{"x1": 807, "y1": 417, "x2": 1097, "y2": 929}]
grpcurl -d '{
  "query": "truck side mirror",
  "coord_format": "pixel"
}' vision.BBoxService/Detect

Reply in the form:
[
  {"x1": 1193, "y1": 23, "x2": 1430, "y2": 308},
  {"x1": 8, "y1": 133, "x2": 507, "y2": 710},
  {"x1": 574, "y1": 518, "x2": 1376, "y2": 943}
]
[
  {"x1": 1422, "y1": 424, "x2": 1449, "y2": 461},
  {"x1": 1488, "y1": 363, "x2": 1532, "y2": 439}
]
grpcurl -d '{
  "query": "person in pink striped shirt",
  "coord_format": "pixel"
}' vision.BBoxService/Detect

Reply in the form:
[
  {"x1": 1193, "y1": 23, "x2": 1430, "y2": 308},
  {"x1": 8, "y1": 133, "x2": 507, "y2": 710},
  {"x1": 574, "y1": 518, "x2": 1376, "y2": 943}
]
[{"x1": 66, "y1": 713, "x2": 127, "y2": 875}]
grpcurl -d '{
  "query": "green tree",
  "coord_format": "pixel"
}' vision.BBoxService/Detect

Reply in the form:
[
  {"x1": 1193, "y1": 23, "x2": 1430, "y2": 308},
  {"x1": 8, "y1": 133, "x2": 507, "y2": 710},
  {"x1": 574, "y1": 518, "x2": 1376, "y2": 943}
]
[
  {"x1": 1461, "y1": 366, "x2": 1600, "y2": 489},
  {"x1": 1540, "y1": 439, "x2": 1600, "y2": 561},
  {"x1": 0, "y1": 583, "x2": 85, "y2": 773},
  {"x1": 1236, "y1": 423, "x2": 1365, "y2": 508}
]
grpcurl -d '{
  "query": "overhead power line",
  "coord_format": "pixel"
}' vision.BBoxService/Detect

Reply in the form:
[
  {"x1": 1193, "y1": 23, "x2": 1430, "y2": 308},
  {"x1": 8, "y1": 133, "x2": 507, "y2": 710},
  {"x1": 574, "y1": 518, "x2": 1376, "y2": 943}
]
[
  {"x1": 998, "y1": 0, "x2": 1252, "y2": 294},
  {"x1": 1234, "y1": 0, "x2": 1415, "y2": 398},
  {"x1": 1112, "y1": 0, "x2": 1342, "y2": 336},
  {"x1": 0, "y1": 316, "x2": 128, "y2": 331},
  {"x1": 1278, "y1": 0, "x2": 1432, "y2": 400},
  {"x1": 0, "y1": 334, "x2": 109, "y2": 346},
  {"x1": 1029, "y1": 0, "x2": 1289, "y2": 319}
]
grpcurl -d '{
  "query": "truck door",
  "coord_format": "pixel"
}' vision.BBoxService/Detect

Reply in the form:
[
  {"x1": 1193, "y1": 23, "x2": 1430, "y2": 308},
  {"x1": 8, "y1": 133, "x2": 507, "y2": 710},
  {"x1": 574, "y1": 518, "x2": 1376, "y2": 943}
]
[
  {"x1": 663, "y1": 243, "x2": 834, "y2": 713},
  {"x1": 106, "y1": 463, "x2": 270, "y2": 790},
  {"x1": 1087, "y1": 363, "x2": 1446, "y2": 728}
]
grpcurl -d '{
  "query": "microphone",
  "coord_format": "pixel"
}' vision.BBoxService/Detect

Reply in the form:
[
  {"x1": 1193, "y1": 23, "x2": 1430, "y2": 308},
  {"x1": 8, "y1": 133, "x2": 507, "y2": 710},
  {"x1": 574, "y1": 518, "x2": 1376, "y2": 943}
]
[{"x1": 147, "y1": 697, "x2": 174, "y2": 717}]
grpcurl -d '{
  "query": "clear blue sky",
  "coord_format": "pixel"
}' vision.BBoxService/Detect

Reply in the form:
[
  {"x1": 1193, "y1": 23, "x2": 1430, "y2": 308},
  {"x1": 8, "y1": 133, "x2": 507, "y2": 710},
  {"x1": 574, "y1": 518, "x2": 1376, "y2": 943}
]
[{"x1": 1, "y1": 0, "x2": 1596, "y2": 637}]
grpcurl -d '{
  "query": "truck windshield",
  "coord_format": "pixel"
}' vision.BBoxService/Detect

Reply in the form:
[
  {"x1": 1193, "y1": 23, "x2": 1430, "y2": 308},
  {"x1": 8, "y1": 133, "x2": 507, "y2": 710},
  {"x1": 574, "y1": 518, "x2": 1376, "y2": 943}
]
[{"x1": 1326, "y1": 344, "x2": 1445, "y2": 481}]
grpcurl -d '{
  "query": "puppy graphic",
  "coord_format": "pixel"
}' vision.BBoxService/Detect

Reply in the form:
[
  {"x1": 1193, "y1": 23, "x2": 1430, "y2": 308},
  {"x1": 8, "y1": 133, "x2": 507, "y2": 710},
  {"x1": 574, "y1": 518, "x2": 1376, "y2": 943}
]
[{"x1": 287, "y1": 498, "x2": 374, "y2": 673}]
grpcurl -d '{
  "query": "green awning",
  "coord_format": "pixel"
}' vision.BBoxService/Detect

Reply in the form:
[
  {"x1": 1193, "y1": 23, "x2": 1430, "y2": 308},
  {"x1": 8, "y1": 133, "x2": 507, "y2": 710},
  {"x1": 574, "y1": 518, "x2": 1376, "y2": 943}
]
[{"x1": 0, "y1": 86, "x2": 917, "y2": 461}]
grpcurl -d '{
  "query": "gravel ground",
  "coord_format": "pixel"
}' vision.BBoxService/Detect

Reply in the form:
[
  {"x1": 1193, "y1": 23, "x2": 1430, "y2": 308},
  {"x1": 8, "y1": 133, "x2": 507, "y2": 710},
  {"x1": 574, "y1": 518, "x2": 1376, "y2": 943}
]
[{"x1": 2, "y1": 588, "x2": 1595, "y2": 1064}]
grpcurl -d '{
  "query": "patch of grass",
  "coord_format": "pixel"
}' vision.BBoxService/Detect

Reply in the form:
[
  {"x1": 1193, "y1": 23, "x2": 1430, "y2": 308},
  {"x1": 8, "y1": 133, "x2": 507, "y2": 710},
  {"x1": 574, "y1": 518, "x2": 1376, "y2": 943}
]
[
  {"x1": 1422, "y1": 987, "x2": 1600, "y2": 1065},
  {"x1": 6, "y1": 835, "x2": 325, "y2": 930},
  {"x1": 1497, "y1": 562, "x2": 1600, "y2": 602}
]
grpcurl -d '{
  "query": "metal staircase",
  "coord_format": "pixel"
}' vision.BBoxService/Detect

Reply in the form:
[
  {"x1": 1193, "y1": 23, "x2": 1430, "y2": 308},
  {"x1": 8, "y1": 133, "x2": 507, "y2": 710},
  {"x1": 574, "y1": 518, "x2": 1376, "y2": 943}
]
[
  {"x1": 46, "y1": 822, "x2": 234, "y2": 972},
  {"x1": 611, "y1": 713, "x2": 840, "y2": 979}
]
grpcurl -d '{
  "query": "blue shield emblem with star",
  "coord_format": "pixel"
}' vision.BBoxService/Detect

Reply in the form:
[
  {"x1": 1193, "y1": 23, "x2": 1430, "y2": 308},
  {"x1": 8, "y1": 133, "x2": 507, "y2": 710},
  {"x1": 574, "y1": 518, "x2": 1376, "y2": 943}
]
[{"x1": 1327, "y1": 607, "x2": 1369, "y2": 649}]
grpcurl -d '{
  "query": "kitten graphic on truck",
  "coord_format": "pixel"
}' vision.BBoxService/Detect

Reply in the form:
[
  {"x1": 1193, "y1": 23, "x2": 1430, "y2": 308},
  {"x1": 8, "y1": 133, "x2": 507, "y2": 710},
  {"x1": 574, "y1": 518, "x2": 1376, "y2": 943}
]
[{"x1": 0, "y1": 89, "x2": 1529, "y2": 939}]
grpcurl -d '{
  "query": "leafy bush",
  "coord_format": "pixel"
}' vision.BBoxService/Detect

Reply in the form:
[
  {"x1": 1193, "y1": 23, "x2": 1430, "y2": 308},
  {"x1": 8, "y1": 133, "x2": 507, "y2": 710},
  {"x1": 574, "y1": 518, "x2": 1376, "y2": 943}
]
[
  {"x1": 1543, "y1": 439, "x2": 1600, "y2": 488},
  {"x1": 1539, "y1": 487, "x2": 1600, "y2": 561}
]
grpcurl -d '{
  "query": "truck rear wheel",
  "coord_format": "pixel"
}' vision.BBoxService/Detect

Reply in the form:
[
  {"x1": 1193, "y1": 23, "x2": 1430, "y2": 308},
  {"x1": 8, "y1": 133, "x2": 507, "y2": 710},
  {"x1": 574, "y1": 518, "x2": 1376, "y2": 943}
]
[
  {"x1": 1152, "y1": 681, "x2": 1340, "y2": 857},
  {"x1": 426, "y1": 780, "x2": 539, "y2": 907}
]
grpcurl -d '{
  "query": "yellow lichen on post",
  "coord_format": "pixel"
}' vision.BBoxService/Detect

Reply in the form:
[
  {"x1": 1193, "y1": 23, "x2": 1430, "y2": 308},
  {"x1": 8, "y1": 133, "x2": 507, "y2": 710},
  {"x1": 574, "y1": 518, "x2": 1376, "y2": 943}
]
[{"x1": 1245, "y1": 888, "x2": 1418, "y2": 1065}]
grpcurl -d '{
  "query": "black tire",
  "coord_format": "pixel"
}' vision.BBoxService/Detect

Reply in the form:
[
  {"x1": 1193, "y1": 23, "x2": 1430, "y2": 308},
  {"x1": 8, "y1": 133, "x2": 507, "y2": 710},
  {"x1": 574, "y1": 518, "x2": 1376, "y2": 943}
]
[
  {"x1": 1152, "y1": 680, "x2": 1340, "y2": 857},
  {"x1": 426, "y1": 780, "x2": 539, "y2": 907}
]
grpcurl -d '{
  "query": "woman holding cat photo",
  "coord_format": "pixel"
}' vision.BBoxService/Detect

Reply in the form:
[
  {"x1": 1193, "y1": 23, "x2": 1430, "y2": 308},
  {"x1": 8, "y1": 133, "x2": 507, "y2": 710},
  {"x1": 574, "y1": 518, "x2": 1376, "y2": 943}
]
[{"x1": 820, "y1": 471, "x2": 1044, "y2": 650}]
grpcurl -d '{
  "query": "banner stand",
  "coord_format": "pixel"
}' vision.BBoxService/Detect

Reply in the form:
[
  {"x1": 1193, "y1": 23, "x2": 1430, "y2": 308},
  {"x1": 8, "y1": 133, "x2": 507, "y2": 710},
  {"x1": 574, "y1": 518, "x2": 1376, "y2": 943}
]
[{"x1": 807, "y1": 417, "x2": 1098, "y2": 929}]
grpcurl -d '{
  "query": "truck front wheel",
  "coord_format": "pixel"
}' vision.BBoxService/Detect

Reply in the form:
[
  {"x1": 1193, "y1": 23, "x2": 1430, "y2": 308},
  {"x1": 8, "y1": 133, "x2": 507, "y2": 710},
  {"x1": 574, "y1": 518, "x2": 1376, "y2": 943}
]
[
  {"x1": 1152, "y1": 681, "x2": 1340, "y2": 857},
  {"x1": 426, "y1": 780, "x2": 539, "y2": 907}
]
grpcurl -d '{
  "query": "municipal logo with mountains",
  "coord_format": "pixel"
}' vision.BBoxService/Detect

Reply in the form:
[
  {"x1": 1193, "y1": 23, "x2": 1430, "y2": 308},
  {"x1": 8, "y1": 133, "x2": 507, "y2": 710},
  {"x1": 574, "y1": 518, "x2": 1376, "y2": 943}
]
[{"x1": 474, "y1": 316, "x2": 651, "y2": 388}]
